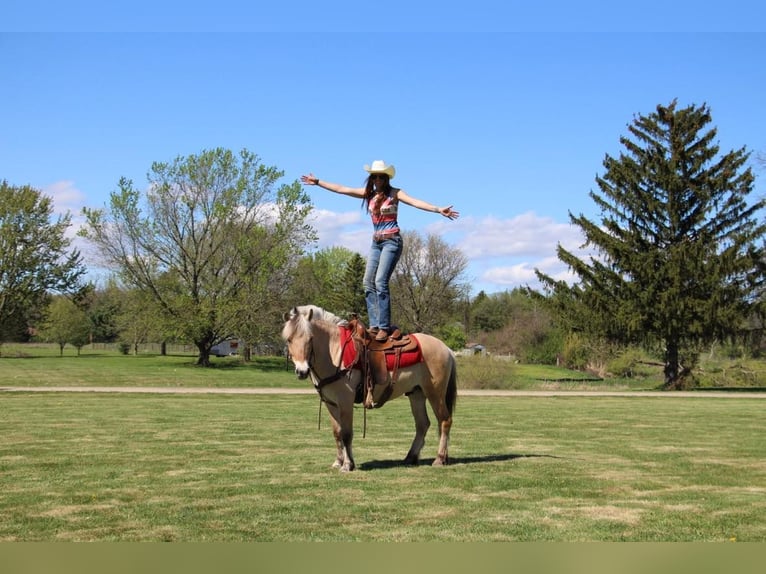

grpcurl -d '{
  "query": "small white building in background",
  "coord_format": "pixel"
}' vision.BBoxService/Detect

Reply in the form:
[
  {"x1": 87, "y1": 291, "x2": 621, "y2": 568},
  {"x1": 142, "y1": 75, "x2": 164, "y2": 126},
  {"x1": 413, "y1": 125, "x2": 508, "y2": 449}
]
[
  {"x1": 211, "y1": 339, "x2": 239, "y2": 357},
  {"x1": 458, "y1": 343, "x2": 487, "y2": 357}
]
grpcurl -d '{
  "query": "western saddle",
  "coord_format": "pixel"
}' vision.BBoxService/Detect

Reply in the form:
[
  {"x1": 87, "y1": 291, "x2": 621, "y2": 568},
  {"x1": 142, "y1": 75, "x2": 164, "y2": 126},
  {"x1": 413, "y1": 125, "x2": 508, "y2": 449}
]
[{"x1": 346, "y1": 316, "x2": 420, "y2": 409}]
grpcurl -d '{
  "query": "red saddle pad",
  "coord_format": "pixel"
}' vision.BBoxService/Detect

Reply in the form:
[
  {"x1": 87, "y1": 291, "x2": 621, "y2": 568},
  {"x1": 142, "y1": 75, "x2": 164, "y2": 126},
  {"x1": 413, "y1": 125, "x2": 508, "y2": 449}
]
[{"x1": 339, "y1": 326, "x2": 423, "y2": 370}]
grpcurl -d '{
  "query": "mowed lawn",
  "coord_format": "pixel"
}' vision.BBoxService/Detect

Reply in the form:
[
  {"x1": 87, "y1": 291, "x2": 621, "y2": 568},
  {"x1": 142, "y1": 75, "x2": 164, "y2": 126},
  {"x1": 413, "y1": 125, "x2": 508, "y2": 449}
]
[
  {"x1": 0, "y1": 350, "x2": 301, "y2": 389},
  {"x1": 1, "y1": 390, "x2": 764, "y2": 541}
]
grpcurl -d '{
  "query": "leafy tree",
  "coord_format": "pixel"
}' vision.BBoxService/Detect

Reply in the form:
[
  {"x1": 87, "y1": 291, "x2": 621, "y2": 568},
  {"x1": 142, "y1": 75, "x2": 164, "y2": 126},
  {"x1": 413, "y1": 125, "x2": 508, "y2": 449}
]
[
  {"x1": 470, "y1": 288, "x2": 558, "y2": 360},
  {"x1": 391, "y1": 230, "x2": 470, "y2": 333},
  {"x1": 83, "y1": 279, "x2": 125, "y2": 343},
  {"x1": 536, "y1": 100, "x2": 766, "y2": 388},
  {"x1": 284, "y1": 247, "x2": 367, "y2": 319},
  {"x1": 0, "y1": 181, "x2": 87, "y2": 347},
  {"x1": 470, "y1": 290, "x2": 519, "y2": 333},
  {"x1": 38, "y1": 296, "x2": 92, "y2": 356},
  {"x1": 115, "y1": 288, "x2": 164, "y2": 355},
  {"x1": 439, "y1": 321, "x2": 467, "y2": 351},
  {"x1": 80, "y1": 148, "x2": 315, "y2": 366},
  {"x1": 233, "y1": 243, "x2": 299, "y2": 361}
]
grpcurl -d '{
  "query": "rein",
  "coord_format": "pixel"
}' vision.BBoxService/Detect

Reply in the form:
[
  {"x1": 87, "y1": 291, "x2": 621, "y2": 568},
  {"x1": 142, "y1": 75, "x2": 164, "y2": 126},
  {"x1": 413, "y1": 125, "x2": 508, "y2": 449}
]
[
  {"x1": 307, "y1": 330, "x2": 357, "y2": 393},
  {"x1": 309, "y1": 346, "x2": 349, "y2": 391},
  {"x1": 307, "y1": 329, "x2": 368, "y2": 437}
]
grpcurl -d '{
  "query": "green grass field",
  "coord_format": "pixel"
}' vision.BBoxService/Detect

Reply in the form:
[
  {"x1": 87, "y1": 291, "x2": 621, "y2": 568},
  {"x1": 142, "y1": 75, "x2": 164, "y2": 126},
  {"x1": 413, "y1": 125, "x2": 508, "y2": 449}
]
[
  {"x1": 1, "y1": 344, "x2": 764, "y2": 541},
  {"x1": 1, "y1": 390, "x2": 764, "y2": 541}
]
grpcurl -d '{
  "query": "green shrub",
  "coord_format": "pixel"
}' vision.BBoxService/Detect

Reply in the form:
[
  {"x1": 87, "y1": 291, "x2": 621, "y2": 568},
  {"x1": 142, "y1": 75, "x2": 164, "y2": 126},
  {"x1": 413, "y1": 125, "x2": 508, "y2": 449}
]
[
  {"x1": 439, "y1": 322, "x2": 467, "y2": 351},
  {"x1": 456, "y1": 355, "x2": 522, "y2": 390},
  {"x1": 522, "y1": 330, "x2": 564, "y2": 365},
  {"x1": 606, "y1": 348, "x2": 658, "y2": 378},
  {"x1": 561, "y1": 332, "x2": 590, "y2": 370}
]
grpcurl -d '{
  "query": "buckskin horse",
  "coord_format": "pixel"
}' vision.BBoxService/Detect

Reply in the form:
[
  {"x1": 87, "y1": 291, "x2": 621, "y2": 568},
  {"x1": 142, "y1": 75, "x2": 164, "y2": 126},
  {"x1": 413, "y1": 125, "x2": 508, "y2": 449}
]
[{"x1": 281, "y1": 305, "x2": 457, "y2": 472}]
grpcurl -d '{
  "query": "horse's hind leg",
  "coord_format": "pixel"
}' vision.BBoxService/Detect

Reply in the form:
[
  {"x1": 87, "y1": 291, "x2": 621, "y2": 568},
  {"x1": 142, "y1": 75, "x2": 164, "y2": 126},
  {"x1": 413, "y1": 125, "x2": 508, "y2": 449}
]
[
  {"x1": 404, "y1": 387, "x2": 430, "y2": 465},
  {"x1": 432, "y1": 413, "x2": 452, "y2": 466},
  {"x1": 427, "y1": 396, "x2": 452, "y2": 466}
]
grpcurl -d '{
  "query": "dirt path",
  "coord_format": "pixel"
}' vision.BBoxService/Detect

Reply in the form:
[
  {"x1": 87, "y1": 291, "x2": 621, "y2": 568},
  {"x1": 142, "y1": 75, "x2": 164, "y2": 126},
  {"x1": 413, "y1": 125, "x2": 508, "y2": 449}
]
[{"x1": 2, "y1": 386, "x2": 765, "y2": 398}]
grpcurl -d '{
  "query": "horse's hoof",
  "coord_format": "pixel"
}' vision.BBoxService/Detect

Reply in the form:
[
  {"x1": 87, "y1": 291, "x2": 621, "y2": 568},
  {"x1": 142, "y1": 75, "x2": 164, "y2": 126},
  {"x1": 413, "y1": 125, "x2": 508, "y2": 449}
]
[
  {"x1": 404, "y1": 456, "x2": 419, "y2": 466},
  {"x1": 432, "y1": 457, "x2": 448, "y2": 467}
]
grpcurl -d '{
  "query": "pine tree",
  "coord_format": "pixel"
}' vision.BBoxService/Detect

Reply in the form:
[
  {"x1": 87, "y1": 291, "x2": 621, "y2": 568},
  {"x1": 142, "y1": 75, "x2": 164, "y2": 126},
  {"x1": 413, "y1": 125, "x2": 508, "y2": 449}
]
[
  {"x1": 338, "y1": 253, "x2": 367, "y2": 320},
  {"x1": 537, "y1": 100, "x2": 766, "y2": 388}
]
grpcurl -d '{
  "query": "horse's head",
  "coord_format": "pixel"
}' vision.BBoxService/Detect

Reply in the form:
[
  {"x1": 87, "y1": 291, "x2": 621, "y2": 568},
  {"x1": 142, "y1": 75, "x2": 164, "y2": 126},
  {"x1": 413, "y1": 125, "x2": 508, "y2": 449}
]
[{"x1": 282, "y1": 306, "x2": 314, "y2": 379}]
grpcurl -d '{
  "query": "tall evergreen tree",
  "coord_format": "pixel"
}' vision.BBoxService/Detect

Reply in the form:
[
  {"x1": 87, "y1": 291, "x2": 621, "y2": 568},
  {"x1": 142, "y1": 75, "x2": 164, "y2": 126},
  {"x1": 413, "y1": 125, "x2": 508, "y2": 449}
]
[
  {"x1": 335, "y1": 252, "x2": 367, "y2": 320},
  {"x1": 537, "y1": 100, "x2": 766, "y2": 388}
]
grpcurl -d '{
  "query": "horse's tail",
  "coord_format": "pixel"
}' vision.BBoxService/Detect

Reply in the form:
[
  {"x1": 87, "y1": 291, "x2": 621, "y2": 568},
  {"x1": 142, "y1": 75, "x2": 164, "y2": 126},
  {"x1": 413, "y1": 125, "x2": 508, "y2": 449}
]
[{"x1": 446, "y1": 354, "x2": 458, "y2": 415}]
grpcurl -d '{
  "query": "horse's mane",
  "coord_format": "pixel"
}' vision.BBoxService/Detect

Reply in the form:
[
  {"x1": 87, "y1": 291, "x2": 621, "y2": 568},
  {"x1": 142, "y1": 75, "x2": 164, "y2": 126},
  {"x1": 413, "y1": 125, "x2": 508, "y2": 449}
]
[
  {"x1": 281, "y1": 304, "x2": 348, "y2": 341},
  {"x1": 294, "y1": 305, "x2": 348, "y2": 326}
]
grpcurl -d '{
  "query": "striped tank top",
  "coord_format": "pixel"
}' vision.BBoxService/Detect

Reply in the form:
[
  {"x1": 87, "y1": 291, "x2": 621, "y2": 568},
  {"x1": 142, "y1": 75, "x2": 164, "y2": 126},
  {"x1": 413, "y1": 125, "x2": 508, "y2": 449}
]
[{"x1": 370, "y1": 191, "x2": 400, "y2": 239}]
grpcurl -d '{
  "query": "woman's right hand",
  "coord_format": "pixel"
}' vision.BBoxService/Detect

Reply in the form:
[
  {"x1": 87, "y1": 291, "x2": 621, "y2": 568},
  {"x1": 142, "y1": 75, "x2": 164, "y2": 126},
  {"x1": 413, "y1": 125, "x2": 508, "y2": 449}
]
[{"x1": 300, "y1": 173, "x2": 319, "y2": 185}]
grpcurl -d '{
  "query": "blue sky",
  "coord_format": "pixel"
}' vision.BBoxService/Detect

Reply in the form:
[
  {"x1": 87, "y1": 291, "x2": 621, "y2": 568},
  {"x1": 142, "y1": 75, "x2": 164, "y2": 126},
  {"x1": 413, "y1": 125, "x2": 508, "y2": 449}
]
[{"x1": 2, "y1": 5, "x2": 765, "y2": 296}]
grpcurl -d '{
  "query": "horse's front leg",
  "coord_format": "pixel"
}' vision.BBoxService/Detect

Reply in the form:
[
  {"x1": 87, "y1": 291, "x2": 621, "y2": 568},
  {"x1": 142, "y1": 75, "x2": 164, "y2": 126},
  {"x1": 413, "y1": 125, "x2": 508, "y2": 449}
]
[
  {"x1": 404, "y1": 387, "x2": 430, "y2": 465},
  {"x1": 328, "y1": 414, "x2": 345, "y2": 469},
  {"x1": 325, "y1": 401, "x2": 355, "y2": 472}
]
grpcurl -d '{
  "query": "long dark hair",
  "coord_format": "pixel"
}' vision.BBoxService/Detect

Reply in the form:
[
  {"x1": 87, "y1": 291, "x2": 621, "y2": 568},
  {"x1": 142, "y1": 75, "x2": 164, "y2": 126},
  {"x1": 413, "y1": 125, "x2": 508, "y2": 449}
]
[{"x1": 362, "y1": 174, "x2": 392, "y2": 211}]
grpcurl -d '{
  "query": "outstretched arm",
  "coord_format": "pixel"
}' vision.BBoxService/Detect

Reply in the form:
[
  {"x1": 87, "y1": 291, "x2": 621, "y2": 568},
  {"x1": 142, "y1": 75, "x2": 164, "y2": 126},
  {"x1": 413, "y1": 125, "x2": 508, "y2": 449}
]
[
  {"x1": 300, "y1": 173, "x2": 366, "y2": 199},
  {"x1": 396, "y1": 189, "x2": 460, "y2": 220}
]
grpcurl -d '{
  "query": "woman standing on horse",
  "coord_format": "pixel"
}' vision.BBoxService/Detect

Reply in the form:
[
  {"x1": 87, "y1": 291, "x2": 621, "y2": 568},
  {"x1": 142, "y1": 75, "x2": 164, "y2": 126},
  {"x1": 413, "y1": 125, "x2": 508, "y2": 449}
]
[{"x1": 301, "y1": 160, "x2": 459, "y2": 342}]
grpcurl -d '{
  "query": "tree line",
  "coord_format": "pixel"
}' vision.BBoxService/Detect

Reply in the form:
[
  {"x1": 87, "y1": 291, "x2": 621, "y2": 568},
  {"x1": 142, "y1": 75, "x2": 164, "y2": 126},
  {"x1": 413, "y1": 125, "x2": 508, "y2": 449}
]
[{"x1": 2, "y1": 101, "x2": 764, "y2": 388}]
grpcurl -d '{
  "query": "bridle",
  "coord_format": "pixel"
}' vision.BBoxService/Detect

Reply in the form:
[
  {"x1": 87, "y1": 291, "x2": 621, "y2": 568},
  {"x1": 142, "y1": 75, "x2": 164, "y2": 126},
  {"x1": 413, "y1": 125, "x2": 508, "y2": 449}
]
[
  {"x1": 292, "y1": 326, "x2": 357, "y2": 396},
  {"x1": 308, "y1": 344, "x2": 351, "y2": 392}
]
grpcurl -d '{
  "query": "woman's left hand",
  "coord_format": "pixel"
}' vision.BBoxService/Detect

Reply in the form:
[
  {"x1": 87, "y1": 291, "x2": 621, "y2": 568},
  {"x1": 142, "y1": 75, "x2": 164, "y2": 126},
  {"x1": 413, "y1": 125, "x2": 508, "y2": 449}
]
[{"x1": 439, "y1": 205, "x2": 460, "y2": 220}]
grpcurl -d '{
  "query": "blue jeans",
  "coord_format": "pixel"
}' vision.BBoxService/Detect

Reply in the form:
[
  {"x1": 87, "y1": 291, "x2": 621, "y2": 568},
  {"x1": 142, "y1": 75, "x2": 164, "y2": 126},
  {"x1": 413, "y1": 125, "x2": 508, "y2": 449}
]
[{"x1": 363, "y1": 234, "x2": 403, "y2": 331}]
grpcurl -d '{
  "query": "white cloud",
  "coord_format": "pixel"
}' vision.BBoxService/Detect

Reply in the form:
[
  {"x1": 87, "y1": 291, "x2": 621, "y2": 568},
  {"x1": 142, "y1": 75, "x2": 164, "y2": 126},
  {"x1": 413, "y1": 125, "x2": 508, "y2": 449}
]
[
  {"x1": 43, "y1": 180, "x2": 86, "y2": 216},
  {"x1": 308, "y1": 208, "x2": 363, "y2": 234},
  {"x1": 455, "y1": 211, "x2": 584, "y2": 259},
  {"x1": 481, "y1": 262, "x2": 539, "y2": 285},
  {"x1": 309, "y1": 208, "x2": 369, "y2": 252},
  {"x1": 479, "y1": 256, "x2": 581, "y2": 292}
]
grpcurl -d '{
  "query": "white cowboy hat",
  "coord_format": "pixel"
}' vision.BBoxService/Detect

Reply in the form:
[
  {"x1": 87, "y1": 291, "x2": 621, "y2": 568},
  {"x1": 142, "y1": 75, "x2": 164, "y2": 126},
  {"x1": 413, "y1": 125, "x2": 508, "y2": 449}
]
[{"x1": 363, "y1": 160, "x2": 396, "y2": 179}]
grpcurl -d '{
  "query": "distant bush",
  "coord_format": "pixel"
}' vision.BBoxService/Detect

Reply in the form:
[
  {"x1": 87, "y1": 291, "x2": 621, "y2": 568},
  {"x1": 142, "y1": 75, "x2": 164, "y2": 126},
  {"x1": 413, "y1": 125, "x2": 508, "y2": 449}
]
[
  {"x1": 561, "y1": 332, "x2": 590, "y2": 371},
  {"x1": 456, "y1": 355, "x2": 522, "y2": 390},
  {"x1": 607, "y1": 348, "x2": 657, "y2": 378}
]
